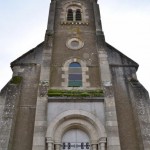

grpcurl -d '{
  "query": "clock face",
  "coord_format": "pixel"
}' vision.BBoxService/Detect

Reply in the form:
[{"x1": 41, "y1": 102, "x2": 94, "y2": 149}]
[{"x1": 66, "y1": 38, "x2": 84, "y2": 50}]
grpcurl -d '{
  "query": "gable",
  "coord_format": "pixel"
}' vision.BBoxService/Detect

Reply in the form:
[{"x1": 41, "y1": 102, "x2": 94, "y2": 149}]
[
  {"x1": 106, "y1": 43, "x2": 139, "y2": 70},
  {"x1": 11, "y1": 42, "x2": 44, "y2": 67}
]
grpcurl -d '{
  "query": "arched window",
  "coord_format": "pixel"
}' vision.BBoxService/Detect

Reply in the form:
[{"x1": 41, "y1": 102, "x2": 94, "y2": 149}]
[
  {"x1": 76, "y1": 9, "x2": 82, "y2": 21},
  {"x1": 67, "y1": 8, "x2": 82, "y2": 22},
  {"x1": 67, "y1": 9, "x2": 73, "y2": 21},
  {"x1": 68, "y1": 62, "x2": 82, "y2": 87}
]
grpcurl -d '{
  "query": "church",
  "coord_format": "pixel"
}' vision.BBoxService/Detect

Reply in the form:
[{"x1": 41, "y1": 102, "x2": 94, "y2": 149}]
[{"x1": 0, "y1": 0, "x2": 150, "y2": 150}]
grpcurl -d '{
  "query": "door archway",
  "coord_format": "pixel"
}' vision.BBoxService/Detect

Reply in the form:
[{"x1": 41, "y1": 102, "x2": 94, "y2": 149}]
[{"x1": 46, "y1": 110, "x2": 107, "y2": 150}]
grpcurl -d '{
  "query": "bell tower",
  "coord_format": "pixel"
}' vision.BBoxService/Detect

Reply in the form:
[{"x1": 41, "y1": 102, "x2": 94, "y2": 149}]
[
  {"x1": 1, "y1": 0, "x2": 150, "y2": 150},
  {"x1": 45, "y1": 0, "x2": 104, "y2": 89},
  {"x1": 31, "y1": 0, "x2": 121, "y2": 150}
]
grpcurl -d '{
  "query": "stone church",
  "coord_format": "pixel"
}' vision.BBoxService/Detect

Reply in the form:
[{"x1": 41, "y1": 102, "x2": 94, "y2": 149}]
[{"x1": 0, "y1": 0, "x2": 150, "y2": 150}]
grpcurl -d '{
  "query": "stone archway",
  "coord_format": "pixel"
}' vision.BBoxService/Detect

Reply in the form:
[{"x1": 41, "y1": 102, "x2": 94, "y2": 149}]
[{"x1": 46, "y1": 110, "x2": 107, "y2": 150}]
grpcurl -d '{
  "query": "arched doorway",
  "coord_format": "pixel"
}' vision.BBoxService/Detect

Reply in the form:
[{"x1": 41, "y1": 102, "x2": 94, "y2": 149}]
[
  {"x1": 46, "y1": 110, "x2": 107, "y2": 150},
  {"x1": 62, "y1": 128, "x2": 90, "y2": 150}
]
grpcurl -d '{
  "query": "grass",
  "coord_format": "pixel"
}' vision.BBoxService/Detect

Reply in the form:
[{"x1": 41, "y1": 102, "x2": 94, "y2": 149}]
[{"x1": 48, "y1": 89, "x2": 104, "y2": 97}]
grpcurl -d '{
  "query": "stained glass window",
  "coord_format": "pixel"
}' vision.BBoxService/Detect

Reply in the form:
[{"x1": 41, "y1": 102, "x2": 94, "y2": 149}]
[{"x1": 68, "y1": 62, "x2": 82, "y2": 87}]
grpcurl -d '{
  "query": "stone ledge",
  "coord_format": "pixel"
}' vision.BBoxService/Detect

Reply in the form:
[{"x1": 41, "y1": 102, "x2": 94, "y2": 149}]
[
  {"x1": 48, "y1": 97, "x2": 104, "y2": 102},
  {"x1": 61, "y1": 21, "x2": 89, "y2": 25}
]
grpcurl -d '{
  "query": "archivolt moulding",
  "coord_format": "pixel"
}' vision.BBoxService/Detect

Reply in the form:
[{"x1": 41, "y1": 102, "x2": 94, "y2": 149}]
[{"x1": 46, "y1": 110, "x2": 107, "y2": 142}]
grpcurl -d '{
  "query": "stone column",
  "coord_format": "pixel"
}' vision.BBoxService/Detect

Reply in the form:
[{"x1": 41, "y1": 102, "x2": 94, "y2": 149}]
[
  {"x1": 73, "y1": 10, "x2": 76, "y2": 22},
  {"x1": 99, "y1": 138, "x2": 106, "y2": 150},
  {"x1": 92, "y1": 144, "x2": 97, "y2": 150},
  {"x1": 48, "y1": 143, "x2": 53, "y2": 150},
  {"x1": 99, "y1": 143, "x2": 105, "y2": 150},
  {"x1": 47, "y1": 138, "x2": 54, "y2": 150},
  {"x1": 55, "y1": 143, "x2": 61, "y2": 150}
]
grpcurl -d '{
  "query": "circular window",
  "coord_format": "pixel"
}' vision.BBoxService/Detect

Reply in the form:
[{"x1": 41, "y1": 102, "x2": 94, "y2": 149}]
[
  {"x1": 66, "y1": 38, "x2": 84, "y2": 50},
  {"x1": 71, "y1": 40, "x2": 79, "y2": 47}
]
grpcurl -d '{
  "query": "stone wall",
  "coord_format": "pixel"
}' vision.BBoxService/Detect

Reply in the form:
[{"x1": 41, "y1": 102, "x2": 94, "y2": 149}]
[
  {"x1": 128, "y1": 79, "x2": 150, "y2": 149},
  {"x1": 107, "y1": 43, "x2": 150, "y2": 149},
  {"x1": 111, "y1": 66, "x2": 141, "y2": 150},
  {"x1": 0, "y1": 64, "x2": 41, "y2": 150},
  {"x1": 0, "y1": 84, "x2": 21, "y2": 150},
  {"x1": 11, "y1": 64, "x2": 40, "y2": 150}
]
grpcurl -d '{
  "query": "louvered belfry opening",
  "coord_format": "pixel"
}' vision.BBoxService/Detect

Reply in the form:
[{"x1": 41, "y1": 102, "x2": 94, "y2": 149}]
[
  {"x1": 76, "y1": 9, "x2": 82, "y2": 21},
  {"x1": 67, "y1": 9, "x2": 73, "y2": 21}
]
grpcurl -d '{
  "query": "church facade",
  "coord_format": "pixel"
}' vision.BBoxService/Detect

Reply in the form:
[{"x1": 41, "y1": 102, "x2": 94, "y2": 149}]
[{"x1": 0, "y1": 0, "x2": 150, "y2": 150}]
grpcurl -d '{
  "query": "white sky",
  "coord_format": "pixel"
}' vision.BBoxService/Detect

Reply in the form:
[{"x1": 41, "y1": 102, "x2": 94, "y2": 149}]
[{"x1": 0, "y1": 0, "x2": 150, "y2": 94}]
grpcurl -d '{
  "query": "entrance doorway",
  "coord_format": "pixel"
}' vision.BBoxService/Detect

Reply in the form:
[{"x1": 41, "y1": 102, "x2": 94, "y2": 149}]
[{"x1": 62, "y1": 129, "x2": 90, "y2": 150}]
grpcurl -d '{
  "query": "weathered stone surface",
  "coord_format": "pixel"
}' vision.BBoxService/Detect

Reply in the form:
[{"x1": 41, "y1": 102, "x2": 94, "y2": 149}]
[
  {"x1": 10, "y1": 64, "x2": 40, "y2": 150},
  {"x1": 0, "y1": 0, "x2": 150, "y2": 150}
]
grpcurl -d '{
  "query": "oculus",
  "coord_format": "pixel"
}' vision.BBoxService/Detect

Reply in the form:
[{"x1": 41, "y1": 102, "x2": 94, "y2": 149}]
[{"x1": 66, "y1": 38, "x2": 84, "y2": 50}]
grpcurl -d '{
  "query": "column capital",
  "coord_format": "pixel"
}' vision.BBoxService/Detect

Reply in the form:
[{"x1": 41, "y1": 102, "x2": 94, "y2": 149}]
[
  {"x1": 46, "y1": 137, "x2": 54, "y2": 144},
  {"x1": 99, "y1": 137, "x2": 107, "y2": 143},
  {"x1": 55, "y1": 142, "x2": 62, "y2": 145},
  {"x1": 91, "y1": 140, "x2": 98, "y2": 145}
]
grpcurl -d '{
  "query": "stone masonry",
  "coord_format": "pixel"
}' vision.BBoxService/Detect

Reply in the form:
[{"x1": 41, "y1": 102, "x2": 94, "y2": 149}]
[{"x1": 0, "y1": 0, "x2": 150, "y2": 150}]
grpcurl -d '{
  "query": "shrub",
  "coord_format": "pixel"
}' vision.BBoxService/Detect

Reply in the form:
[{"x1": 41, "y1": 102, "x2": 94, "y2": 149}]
[{"x1": 10, "y1": 76, "x2": 22, "y2": 84}]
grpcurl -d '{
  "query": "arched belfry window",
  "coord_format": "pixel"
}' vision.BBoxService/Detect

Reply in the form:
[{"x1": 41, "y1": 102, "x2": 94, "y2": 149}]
[
  {"x1": 67, "y1": 9, "x2": 73, "y2": 21},
  {"x1": 61, "y1": 3, "x2": 88, "y2": 25},
  {"x1": 66, "y1": 8, "x2": 82, "y2": 22},
  {"x1": 76, "y1": 9, "x2": 82, "y2": 21},
  {"x1": 68, "y1": 62, "x2": 82, "y2": 87}
]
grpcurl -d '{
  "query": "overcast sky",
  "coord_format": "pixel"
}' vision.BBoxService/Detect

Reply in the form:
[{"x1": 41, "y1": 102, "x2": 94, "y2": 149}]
[{"x1": 0, "y1": 0, "x2": 150, "y2": 94}]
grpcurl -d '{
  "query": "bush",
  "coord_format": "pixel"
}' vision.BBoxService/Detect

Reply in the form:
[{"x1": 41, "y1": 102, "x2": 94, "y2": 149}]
[
  {"x1": 10, "y1": 76, "x2": 22, "y2": 84},
  {"x1": 80, "y1": 92, "x2": 90, "y2": 97}
]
